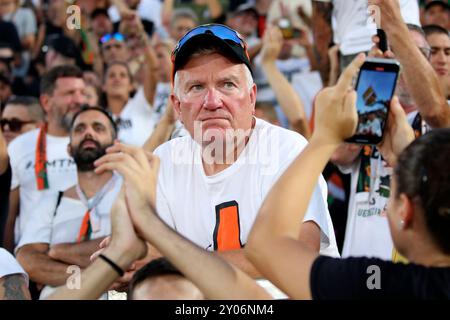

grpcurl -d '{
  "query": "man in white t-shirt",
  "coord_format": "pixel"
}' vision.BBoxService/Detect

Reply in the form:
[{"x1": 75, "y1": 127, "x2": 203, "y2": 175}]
[
  {"x1": 16, "y1": 107, "x2": 122, "y2": 299},
  {"x1": 0, "y1": 248, "x2": 30, "y2": 300},
  {"x1": 94, "y1": 25, "x2": 338, "y2": 298},
  {"x1": 152, "y1": 24, "x2": 339, "y2": 279},
  {"x1": 4, "y1": 65, "x2": 86, "y2": 252}
]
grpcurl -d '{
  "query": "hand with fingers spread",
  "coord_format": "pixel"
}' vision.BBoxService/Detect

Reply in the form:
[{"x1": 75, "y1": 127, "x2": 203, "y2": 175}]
[
  {"x1": 377, "y1": 97, "x2": 415, "y2": 167},
  {"x1": 313, "y1": 53, "x2": 365, "y2": 145},
  {"x1": 94, "y1": 141, "x2": 160, "y2": 234}
]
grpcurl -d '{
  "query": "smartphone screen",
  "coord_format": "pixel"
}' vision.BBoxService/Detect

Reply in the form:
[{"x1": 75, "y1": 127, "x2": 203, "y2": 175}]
[{"x1": 346, "y1": 59, "x2": 400, "y2": 145}]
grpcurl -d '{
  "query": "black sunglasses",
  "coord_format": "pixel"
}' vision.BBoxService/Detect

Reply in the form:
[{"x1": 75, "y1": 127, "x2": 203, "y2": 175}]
[{"x1": 0, "y1": 118, "x2": 35, "y2": 132}]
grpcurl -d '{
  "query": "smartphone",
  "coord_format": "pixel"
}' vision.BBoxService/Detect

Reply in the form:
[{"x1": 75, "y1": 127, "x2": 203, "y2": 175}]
[
  {"x1": 345, "y1": 58, "x2": 400, "y2": 145},
  {"x1": 377, "y1": 29, "x2": 388, "y2": 53}
]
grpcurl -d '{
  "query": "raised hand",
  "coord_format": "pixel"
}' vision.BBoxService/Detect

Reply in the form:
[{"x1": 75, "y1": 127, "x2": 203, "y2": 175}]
[
  {"x1": 94, "y1": 142, "x2": 160, "y2": 235},
  {"x1": 313, "y1": 53, "x2": 365, "y2": 145},
  {"x1": 378, "y1": 97, "x2": 415, "y2": 167}
]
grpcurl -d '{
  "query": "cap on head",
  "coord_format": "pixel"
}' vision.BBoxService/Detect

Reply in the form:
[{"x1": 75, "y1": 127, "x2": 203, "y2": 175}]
[
  {"x1": 425, "y1": 0, "x2": 450, "y2": 12},
  {"x1": 229, "y1": 3, "x2": 258, "y2": 18},
  {"x1": 171, "y1": 24, "x2": 252, "y2": 81}
]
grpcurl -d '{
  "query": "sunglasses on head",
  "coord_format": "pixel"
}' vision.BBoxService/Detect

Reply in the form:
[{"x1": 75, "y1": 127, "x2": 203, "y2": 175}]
[
  {"x1": 100, "y1": 33, "x2": 125, "y2": 45},
  {"x1": 171, "y1": 24, "x2": 248, "y2": 63},
  {"x1": 0, "y1": 118, "x2": 35, "y2": 132}
]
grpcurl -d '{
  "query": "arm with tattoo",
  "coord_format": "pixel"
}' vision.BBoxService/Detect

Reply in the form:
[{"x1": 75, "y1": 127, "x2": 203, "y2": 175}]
[{"x1": 0, "y1": 274, "x2": 31, "y2": 300}]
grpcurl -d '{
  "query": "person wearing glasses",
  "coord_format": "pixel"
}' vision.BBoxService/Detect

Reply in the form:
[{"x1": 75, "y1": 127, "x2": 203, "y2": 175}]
[
  {"x1": 0, "y1": 96, "x2": 43, "y2": 247},
  {"x1": 1, "y1": 96, "x2": 45, "y2": 145},
  {"x1": 100, "y1": 33, "x2": 130, "y2": 67},
  {"x1": 93, "y1": 23, "x2": 338, "y2": 296},
  {"x1": 99, "y1": 23, "x2": 161, "y2": 147}
]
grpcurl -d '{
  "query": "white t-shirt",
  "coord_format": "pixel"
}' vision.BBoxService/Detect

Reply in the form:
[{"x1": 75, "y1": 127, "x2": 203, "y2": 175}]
[
  {"x1": 317, "y1": 0, "x2": 420, "y2": 55},
  {"x1": 154, "y1": 118, "x2": 339, "y2": 257},
  {"x1": 0, "y1": 248, "x2": 28, "y2": 283},
  {"x1": 115, "y1": 84, "x2": 189, "y2": 145},
  {"x1": 340, "y1": 110, "x2": 434, "y2": 260},
  {"x1": 114, "y1": 87, "x2": 158, "y2": 146},
  {"x1": 108, "y1": 0, "x2": 162, "y2": 28},
  {"x1": 340, "y1": 146, "x2": 393, "y2": 260},
  {"x1": 17, "y1": 175, "x2": 122, "y2": 299},
  {"x1": 8, "y1": 129, "x2": 77, "y2": 246}
]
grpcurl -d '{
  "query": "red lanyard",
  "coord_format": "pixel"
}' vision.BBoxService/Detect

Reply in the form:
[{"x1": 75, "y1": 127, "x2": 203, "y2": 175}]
[{"x1": 35, "y1": 124, "x2": 49, "y2": 190}]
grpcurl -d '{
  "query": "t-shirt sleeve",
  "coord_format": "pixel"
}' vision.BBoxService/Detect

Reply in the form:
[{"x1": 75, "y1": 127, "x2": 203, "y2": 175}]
[
  {"x1": 0, "y1": 248, "x2": 28, "y2": 283},
  {"x1": 302, "y1": 175, "x2": 332, "y2": 247},
  {"x1": 309, "y1": 256, "x2": 450, "y2": 300},
  {"x1": 15, "y1": 192, "x2": 58, "y2": 252},
  {"x1": 8, "y1": 139, "x2": 21, "y2": 190},
  {"x1": 260, "y1": 132, "x2": 333, "y2": 250}
]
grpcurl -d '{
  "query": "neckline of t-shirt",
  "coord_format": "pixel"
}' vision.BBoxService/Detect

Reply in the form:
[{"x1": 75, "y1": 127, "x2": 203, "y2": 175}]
[{"x1": 198, "y1": 118, "x2": 262, "y2": 184}]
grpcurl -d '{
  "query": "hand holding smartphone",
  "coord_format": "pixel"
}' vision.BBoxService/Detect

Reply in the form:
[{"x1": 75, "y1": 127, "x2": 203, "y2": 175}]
[{"x1": 345, "y1": 58, "x2": 400, "y2": 145}]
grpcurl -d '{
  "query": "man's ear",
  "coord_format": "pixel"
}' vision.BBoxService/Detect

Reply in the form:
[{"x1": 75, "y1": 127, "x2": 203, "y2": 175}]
[
  {"x1": 250, "y1": 83, "x2": 257, "y2": 115},
  {"x1": 40, "y1": 94, "x2": 51, "y2": 114},
  {"x1": 170, "y1": 93, "x2": 182, "y2": 123}
]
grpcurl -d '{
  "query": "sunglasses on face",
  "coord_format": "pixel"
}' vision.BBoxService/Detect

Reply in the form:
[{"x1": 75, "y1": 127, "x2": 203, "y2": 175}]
[
  {"x1": 102, "y1": 43, "x2": 125, "y2": 51},
  {"x1": 0, "y1": 118, "x2": 35, "y2": 132},
  {"x1": 171, "y1": 24, "x2": 248, "y2": 63},
  {"x1": 100, "y1": 33, "x2": 125, "y2": 45}
]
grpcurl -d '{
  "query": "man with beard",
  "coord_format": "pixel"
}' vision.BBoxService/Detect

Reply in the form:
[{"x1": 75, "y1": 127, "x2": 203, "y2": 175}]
[
  {"x1": 3, "y1": 65, "x2": 86, "y2": 252},
  {"x1": 16, "y1": 106, "x2": 122, "y2": 300}
]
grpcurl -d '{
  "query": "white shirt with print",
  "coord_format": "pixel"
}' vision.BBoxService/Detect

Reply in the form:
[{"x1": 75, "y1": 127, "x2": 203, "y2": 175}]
[
  {"x1": 8, "y1": 129, "x2": 77, "y2": 246},
  {"x1": 154, "y1": 118, "x2": 339, "y2": 257},
  {"x1": 340, "y1": 146, "x2": 394, "y2": 260}
]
